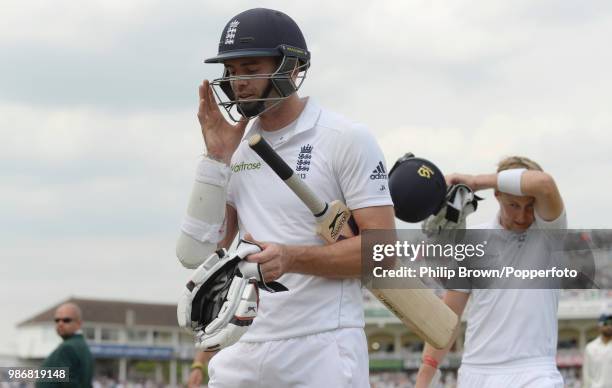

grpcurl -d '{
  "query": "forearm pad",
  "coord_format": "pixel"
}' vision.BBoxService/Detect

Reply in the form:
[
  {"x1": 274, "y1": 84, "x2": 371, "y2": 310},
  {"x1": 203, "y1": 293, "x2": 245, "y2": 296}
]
[{"x1": 176, "y1": 157, "x2": 230, "y2": 269}]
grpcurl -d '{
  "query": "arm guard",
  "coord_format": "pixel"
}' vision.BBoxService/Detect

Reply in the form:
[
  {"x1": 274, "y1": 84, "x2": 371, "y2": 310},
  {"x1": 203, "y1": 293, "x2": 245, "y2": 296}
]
[{"x1": 176, "y1": 157, "x2": 230, "y2": 269}]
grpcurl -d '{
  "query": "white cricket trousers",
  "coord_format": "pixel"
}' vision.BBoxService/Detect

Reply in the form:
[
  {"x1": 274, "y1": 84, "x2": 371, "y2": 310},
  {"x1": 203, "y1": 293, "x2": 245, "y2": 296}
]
[
  {"x1": 458, "y1": 363, "x2": 564, "y2": 388},
  {"x1": 208, "y1": 328, "x2": 370, "y2": 388}
]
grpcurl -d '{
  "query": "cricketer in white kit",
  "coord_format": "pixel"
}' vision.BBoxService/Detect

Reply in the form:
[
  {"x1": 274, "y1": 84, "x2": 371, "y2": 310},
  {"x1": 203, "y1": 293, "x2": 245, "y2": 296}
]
[
  {"x1": 176, "y1": 8, "x2": 395, "y2": 388},
  {"x1": 208, "y1": 98, "x2": 393, "y2": 387},
  {"x1": 416, "y1": 156, "x2": 567, "y2": 388}
]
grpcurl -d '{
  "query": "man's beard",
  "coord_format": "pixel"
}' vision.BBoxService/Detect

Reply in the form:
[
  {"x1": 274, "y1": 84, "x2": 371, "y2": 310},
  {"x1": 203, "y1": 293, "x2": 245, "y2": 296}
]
[
  {"x1": 237, "y1": 100, "x2": 266, "y2": 118},
  {"x1": 236, "y1": 82, "x2": 280, "y2": 119}
]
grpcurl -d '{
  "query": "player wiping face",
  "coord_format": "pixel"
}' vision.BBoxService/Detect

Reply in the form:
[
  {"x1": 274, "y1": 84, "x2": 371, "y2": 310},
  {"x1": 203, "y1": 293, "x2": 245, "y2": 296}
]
[
  {"x1": 416, "y1": 158, "x2": 567, "y2": 387},
  {"x1": 197, "y1": 51, "x2": 308, "y2": 165}
]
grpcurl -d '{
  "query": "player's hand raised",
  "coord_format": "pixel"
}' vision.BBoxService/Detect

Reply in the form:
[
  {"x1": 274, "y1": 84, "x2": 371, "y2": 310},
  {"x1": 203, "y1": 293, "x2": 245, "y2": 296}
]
[{"x1": 198, "y1": 80, "x2": 248, "y2": 164}]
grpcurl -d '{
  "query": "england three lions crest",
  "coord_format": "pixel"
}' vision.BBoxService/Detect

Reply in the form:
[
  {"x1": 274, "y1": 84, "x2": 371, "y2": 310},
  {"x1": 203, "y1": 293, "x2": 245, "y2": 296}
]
[{"x1": 295, "y1": 144, "x2": 313, "y2": 178}]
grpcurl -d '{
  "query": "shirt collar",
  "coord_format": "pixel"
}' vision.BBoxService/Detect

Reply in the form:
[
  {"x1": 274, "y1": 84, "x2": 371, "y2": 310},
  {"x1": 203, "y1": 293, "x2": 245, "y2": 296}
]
[{"x1": 243, "y1": 97, "x2": 321, "y2": 145}]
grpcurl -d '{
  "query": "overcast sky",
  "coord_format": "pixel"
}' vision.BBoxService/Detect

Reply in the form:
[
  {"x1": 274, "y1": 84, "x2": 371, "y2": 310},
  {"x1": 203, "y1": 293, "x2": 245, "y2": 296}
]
[{"x1": 2, "y1": 0, "x2": 612, "y2": 354}]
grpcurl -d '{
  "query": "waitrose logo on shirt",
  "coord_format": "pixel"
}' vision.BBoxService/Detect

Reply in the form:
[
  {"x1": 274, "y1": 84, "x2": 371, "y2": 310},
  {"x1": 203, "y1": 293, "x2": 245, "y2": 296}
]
[{"x1": 231, "y1": 161, "x2": 262, "y2": 173}]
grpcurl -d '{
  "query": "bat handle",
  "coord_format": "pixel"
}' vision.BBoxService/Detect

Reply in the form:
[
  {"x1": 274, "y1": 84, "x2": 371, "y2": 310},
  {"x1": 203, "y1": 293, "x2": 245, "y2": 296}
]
[
  {"x1": 248, "y1": 134, "x2": 294, "y2": 180},
  {"x1": 249, "y1": 134, "x2": 327, "y2": 216}
]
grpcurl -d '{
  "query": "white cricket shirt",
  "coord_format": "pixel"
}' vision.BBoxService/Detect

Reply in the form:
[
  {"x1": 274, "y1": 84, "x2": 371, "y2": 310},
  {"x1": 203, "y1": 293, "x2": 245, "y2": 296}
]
[
  {"x1": 583, "y1": 336, "x2": 612, "y2": 388},
  {"x1": 459, "y1": 209, "x2": 567, "y2": 369},
  {"x1": 227, "y1": 98, "x2": 393, "y2": 341}
]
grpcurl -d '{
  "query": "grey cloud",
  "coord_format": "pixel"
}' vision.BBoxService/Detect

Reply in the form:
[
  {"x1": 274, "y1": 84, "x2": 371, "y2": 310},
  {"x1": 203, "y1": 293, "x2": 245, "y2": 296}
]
[
  {"x1": 0, "y1": 42, "x2": 208, "y2": 111},
  {"x1": 0, "y1": 2, "x2": 231, "y2": 111}
]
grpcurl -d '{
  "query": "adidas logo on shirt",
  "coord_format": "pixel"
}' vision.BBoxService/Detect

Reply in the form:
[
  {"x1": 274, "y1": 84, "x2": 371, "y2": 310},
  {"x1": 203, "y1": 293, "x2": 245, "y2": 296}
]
[{"x1": 370, "y1": 161, "x2": 388, "y2": 180}]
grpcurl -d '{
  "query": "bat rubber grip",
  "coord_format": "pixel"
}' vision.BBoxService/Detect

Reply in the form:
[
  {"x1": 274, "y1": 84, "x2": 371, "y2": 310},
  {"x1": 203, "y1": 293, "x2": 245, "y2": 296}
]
[
  {"x1": 248, "y1": 134, "x2": 293, "y2": 180},
  {"x1": 248, "y1": 134, "x2": 327, "y2": 216}
]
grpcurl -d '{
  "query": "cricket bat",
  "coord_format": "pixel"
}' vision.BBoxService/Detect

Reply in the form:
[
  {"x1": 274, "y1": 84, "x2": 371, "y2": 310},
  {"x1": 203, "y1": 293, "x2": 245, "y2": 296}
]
[
  {"x1": 248, "y1": 134, "x2": 459, "y2": 349},
  {"x1": 248, "y1": 134, "x2": 356, "y2": 242}
]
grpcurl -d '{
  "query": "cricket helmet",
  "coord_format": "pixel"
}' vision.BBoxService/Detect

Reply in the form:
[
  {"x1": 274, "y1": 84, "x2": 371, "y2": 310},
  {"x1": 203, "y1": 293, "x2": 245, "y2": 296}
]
[
  {"x1": 206, "y1": 8, "x2": 310, "y2": 121},
  {"x1": 388, "y1": 153, "x2": 447, "y2": 223}
]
